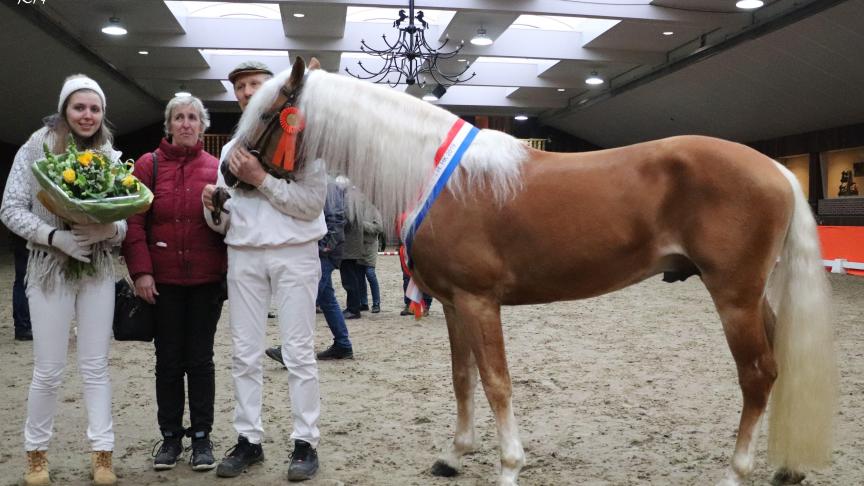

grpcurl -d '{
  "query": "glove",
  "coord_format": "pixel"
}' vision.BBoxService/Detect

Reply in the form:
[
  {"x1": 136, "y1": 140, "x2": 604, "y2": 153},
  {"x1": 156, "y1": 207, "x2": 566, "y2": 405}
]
[
  {"x1": 51, "y1": 230, "x2": 91, "y2": 263},
  {"x1": 71, "y1": 223, "x2": 118, "y2": 246}
]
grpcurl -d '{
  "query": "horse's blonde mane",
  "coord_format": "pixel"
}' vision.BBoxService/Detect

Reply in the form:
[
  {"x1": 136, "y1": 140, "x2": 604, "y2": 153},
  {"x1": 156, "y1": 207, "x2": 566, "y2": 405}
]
[{"x1": 242, "y1": 68, "x2": 528, "y2": 231}]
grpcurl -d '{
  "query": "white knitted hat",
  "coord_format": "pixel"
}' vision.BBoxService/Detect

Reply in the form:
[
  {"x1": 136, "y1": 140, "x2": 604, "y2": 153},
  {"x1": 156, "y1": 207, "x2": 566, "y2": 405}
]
[{"x1": 57, "y1": 75, "x2": 106, "y2": 113}]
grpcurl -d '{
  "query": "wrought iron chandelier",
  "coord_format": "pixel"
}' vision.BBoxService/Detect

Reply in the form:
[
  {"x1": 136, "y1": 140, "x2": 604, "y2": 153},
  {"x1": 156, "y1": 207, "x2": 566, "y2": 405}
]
[{"x1": 345, "y1": 0, "x2": 475, "y2": 88}]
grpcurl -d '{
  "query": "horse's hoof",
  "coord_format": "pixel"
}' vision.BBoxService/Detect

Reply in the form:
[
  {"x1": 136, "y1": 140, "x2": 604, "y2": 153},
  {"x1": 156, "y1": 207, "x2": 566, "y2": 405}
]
[
  {"x1": 431, "y1": 460, "x2": 459, "y2": 477},
  {"x1": 772, "y1": 468, "x2": 805, "y2": 485}
]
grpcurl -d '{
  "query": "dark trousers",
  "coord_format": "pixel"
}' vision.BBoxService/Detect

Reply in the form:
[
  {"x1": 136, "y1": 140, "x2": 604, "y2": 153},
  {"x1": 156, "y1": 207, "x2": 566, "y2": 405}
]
[
  {"x1": 339, "y1": 259, "x2": 365, "y2": 314},
  {"x1": 153, "y1": 282, "x2": 223, "y2": 437},
  {"x1": 318, "y1": 257, "x2": 351, "y2": 349},
  {"x1": 402, "y1": 272, "x2": 432, "y2": 307},
  {"x1": 13, "y1": 242, "x2": 31, "y2": 335}
]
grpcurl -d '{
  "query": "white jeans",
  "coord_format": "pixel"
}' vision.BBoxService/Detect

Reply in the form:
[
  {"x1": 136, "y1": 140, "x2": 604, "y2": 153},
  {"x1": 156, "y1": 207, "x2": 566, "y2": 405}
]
[
  {"x1": 227, "y1": 242, "x2": 322, "y2": 447},
  {"x1": 25, "y1": 277, "x2": 115, "y2": 451}
]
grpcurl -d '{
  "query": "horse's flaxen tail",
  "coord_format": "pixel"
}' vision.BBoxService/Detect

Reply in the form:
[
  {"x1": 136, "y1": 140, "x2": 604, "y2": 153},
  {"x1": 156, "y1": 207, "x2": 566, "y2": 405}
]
[{"x1": 766, "y1": 163, "x2": 838, "y2": 472}]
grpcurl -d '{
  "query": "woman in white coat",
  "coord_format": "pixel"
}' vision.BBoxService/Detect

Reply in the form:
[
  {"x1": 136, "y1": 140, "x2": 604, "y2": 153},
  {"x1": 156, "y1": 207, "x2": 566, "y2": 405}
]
[{"x1": 0, "y1": 74, "x2": 126, "y2": 486}]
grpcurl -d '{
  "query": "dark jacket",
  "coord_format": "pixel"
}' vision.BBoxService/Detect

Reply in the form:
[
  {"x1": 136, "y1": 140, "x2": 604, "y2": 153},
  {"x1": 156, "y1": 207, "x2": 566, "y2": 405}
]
[
  {"x1": 122, "y1": 138, "x2": 227, "y2": 285},
  {"x1": 319, "y1": 180, "x2": 346, "y2": 267}
]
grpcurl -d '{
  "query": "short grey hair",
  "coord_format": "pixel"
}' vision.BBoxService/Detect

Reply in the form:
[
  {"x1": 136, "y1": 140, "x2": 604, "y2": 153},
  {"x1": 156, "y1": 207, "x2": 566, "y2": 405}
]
[{"x1": 163, "y1": 95, "x2": 211, "y2": 139}]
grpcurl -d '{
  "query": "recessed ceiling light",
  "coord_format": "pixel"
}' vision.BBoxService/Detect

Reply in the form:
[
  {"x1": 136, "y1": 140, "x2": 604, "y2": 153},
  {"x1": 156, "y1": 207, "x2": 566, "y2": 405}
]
[
  {"x1": 470, "y1": 28, "x2": 493, "y2": 46},
  {"x1": 293, "y1": 12, "x2": 305, "y2": 18},
  {"x1": 174, "y1": 91, "x2": 192, "y2": 97},
  {"x1": 736, "y1": 0, "x2": 764, "y2": 9},
  {"x1": 138, "y1": 50, "x2": 149, "y2": 55},
  {"x1": 457, "y1": 58, "x2": 467, "y2": 62},
  {"x1": 422, "y1": 93, "x2": 438, "y2": 101},
  {"x1": 662, "y1": 31, "x2": 674, "y2": 36},
  {"x1": 585, "y1": 71, "x2": 604, "y2": 85},
  {"x1": 557, "y1": 88, "x2": 565, "y2": 92},
  {"x1": 101, "y1": 17, "x2": 127, "y2": 36},
  {"x1": 514, "y1": 114, "x2": 528, "y2": 121}
]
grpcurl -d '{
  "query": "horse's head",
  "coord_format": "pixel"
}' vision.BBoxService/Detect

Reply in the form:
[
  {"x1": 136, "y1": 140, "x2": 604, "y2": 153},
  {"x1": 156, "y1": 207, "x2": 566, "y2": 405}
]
[{"x1": 238, "y1": 56, "x2": 321, "y2": 180}]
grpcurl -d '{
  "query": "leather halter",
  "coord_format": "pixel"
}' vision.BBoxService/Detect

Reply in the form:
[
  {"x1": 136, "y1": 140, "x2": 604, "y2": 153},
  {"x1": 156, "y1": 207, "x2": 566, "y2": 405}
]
[{"x1": 245, "y1": 78, "x2": 305, "y2": 181}]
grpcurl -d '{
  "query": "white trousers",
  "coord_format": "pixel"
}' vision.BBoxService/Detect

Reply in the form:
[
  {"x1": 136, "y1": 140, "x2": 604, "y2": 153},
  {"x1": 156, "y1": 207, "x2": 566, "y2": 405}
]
[
  {"x1": 24, "y1": 277, "x2": 115, "y2": 451},
  {"x1": 227, "y1": 242, "x2": 322, "y2": 447}
]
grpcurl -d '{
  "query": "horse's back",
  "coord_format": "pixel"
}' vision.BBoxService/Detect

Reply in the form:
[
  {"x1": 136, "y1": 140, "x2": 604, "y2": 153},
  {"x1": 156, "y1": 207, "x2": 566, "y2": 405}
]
[{"x1": 412, "y1": 135, "x2": 794, "y2": 306}]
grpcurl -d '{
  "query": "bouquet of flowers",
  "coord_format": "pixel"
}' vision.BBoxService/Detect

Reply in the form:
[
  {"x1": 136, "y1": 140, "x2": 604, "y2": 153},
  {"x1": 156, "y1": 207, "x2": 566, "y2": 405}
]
[
  {"x1": 31, "y1": 137, "x2": 153, "y2": 225},
  {"x1": 31, "y1": 137, "x2": 153, "y2": 278}
]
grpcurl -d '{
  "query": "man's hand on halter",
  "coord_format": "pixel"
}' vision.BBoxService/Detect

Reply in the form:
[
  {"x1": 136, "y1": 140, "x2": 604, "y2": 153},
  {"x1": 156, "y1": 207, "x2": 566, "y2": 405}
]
[
  {"x1": 229, "y1": 146, "x2": 267, "y2": 187},
  {"x1": 202, "y1": 184, "x2": 216, "y2": 211}
]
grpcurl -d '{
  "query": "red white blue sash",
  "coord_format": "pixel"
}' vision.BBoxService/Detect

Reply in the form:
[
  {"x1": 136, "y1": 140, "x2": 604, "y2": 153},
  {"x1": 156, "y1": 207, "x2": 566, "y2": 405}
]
[{"x1": 402, "y1": 119, "x2": 479, "y2": 317}]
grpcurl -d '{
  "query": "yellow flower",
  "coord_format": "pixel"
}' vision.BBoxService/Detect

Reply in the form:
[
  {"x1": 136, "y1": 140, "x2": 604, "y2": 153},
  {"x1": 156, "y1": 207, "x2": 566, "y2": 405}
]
[
  {"x1": 122, "y1": 175, "x2": 136, "y2": 187},
  {"x1": 62, "y1": 168, "x2": 76, "y2": 183},
  {"x1": 77, "y1": 150, "x2": 93, "y2": 166}
]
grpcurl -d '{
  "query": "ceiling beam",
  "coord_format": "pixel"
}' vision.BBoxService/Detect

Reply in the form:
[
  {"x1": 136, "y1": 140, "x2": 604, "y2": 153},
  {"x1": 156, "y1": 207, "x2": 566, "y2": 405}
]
[
  {"x1": 86, "y1": 18, "x2": 663, "y2": 64},
  {"x1": 131, "y1": 59, "x2": 601, "y2": 90},
  {"x1": 189, "y1": 0, "x2": 743, "y2": 23}
]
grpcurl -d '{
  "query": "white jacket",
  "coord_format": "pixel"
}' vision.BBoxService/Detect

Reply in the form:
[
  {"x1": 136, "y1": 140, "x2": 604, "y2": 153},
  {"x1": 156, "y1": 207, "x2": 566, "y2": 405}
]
[{"x1": 204, "y1": 139, "x2": 326, "y2": 247}]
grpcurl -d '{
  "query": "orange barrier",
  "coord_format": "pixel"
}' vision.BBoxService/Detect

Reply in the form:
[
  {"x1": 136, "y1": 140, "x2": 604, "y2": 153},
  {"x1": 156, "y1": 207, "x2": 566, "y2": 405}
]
[{"x1": 817, "y1": 226, "x2": 864, "y2": 276}]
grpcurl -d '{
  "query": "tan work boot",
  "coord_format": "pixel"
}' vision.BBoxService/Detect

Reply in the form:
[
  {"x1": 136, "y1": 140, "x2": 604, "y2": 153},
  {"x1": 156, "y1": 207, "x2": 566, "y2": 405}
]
[
  {"x1": 91, "y1": 451, "x2": 117, "y2": 485},
  {"x1": 24, "y1": 450, "x2": 50, "y2": 486}
]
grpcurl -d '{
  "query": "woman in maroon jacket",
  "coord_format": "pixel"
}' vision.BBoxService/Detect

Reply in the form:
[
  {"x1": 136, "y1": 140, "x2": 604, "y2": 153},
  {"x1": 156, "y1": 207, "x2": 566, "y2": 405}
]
[{"x1": 121, "y1": 95, "x2": 226, "y2": 472}]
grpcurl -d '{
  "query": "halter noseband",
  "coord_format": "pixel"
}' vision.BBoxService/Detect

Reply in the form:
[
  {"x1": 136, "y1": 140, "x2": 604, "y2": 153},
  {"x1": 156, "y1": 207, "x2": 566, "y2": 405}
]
[{"x1": 246, "y1": 77, "x2": 306, "y2": 180}]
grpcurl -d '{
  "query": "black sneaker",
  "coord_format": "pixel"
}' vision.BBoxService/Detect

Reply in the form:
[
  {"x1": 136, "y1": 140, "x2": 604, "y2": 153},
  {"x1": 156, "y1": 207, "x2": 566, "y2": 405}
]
[
  {"x1": 216, "y1": 436, "x2": 264, "y2": 478},
  {"x1": 343, "y1": 310, "x2": 361, "y2": 320},
  {"x1": 371, "y1": 304, "x2": 380, "y2": 313},
  {"x1": 400, "y1": 305, "x2": 412, "y2": 316},
  {"x1": 152, "y1": 435, "x2": 183, "y2": 470},
  {"x1": 316, "y1": 344, "x2": 353, "y2": 360},
  {"x1": 14, "y1": 330, "x2": 33, "y2": 341},
  {"x1": 287, "y1": 440, "x2": 318, "y2": 481},
  {"x1": 359, "y1": 304, "x2": 370, "y2": 311},
  {"x1": 265, "y1": 346, "x2": 285, "y2": 366},
  {"x1": 188, "y1": 432, "x2": 216, "y2": 471}
]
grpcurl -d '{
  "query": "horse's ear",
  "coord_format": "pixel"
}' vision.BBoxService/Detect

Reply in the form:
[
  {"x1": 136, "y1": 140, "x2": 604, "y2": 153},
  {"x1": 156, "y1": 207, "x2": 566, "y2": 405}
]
[
  {"x1": 288, "y1": 56, "x2": 306, "y2": 89},
  {"x1": 308, "y1": 57, "x2": 321, "y2": 71}
]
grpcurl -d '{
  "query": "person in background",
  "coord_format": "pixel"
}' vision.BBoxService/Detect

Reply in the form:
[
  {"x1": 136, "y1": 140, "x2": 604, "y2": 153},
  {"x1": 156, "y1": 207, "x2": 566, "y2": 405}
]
[
  {"x1": 338, "y1": 179, "x2": 380, "y2": 320},
  {"x1": 397, "y1": 212, "x2": 432, "y2": 317},
  {"x1": 1, "y1": 74, "x2": 124, "y2": 486},
  {"x1": 267, "y1": 176, "x2": 354, "y2": 363},
  {"x1": 121, "y1": 95, "x2": 227, "y2": 472},
  {"x1": 10, "y1": 232, "x2": 32, "y2": 340},
  {"x1": 201, "y1": 59, "x2": 325, "y2": 482},
  {"x1": 358, "y1": 202, "x2": 383, "y2": 314}
]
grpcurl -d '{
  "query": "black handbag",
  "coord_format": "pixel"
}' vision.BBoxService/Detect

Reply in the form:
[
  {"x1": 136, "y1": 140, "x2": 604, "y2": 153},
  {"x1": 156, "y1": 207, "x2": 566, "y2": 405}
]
[
  {"x1": 113, "y1": 152, "x2": 158, "y2": 342},
  {"x1": 113, "y1": 277, "x2": 156, "y2": 341}
]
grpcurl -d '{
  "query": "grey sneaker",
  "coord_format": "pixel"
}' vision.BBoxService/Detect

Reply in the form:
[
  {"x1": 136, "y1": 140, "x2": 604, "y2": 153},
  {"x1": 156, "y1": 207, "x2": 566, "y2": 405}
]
[
  {"x1": 287, "y1": 440, "x2": 318, "y2": 481},
  {"x1": 265, "y1": 345, "x2": 284, "y2": 366},
  {"x1": 152, "y1": 435, "x2": 183, "y2": 470},
  {"x1": 188, "y1": 433, "x2": 216, "y2": 471}
]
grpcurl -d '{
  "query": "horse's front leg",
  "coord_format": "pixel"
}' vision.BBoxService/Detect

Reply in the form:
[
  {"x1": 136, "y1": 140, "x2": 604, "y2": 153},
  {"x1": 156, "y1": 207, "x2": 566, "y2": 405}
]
[
  {"x1": 454, "y1": 294, "x2": 524, "y2": 486},
  {"x1": 432, "y1": 303, "x2": 479, "y2": 477}
]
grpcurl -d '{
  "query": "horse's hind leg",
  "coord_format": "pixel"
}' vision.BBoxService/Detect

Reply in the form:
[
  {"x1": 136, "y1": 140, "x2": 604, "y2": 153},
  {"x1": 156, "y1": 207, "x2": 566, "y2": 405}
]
[
  {"x1": 451, "y1": 294, "x2": 524, "y2": 486},
  {"x1": 710, "y1": 292, "x2": 778, "y2": 486},
  {"x1": 432, "y1": 303, "x2": 479, "y2": 477}
]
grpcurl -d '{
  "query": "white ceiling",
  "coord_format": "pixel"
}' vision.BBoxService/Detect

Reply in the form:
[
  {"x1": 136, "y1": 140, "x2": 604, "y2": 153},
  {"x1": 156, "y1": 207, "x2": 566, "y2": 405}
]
[{"x1": 1, "y1": 0, "x2": 861, "y2": 149}]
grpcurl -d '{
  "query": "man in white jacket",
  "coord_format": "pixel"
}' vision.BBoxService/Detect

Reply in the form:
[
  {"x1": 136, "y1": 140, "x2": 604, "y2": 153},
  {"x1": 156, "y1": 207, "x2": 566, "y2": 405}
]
[{"x1": 202, "y1": 60, "x2": 326, "y2": 482}]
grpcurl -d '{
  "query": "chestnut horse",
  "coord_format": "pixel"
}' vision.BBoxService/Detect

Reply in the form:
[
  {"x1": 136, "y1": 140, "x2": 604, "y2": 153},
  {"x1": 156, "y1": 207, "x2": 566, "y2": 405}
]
[{"x1": 233, "y1": 58, "x2": 837, "y2": 486}]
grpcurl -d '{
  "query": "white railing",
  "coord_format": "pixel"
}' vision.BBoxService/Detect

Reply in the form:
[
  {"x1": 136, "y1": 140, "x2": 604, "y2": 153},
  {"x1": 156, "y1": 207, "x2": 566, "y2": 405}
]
[{"x1": 823, "y1": 258, "x2": 864, "y2": 274}]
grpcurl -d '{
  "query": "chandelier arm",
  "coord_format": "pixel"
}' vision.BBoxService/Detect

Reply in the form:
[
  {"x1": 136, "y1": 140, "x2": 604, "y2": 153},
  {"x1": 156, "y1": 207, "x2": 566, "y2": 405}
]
[{"x1": 346, "y1": 1, "x2": 476, "y2": 87}]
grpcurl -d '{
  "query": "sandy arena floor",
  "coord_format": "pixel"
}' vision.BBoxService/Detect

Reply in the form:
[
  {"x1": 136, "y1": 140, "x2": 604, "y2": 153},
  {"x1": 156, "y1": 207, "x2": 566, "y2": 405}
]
[{"x1": 0, "y1": 253, "x2": 861, "y2": 485}]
